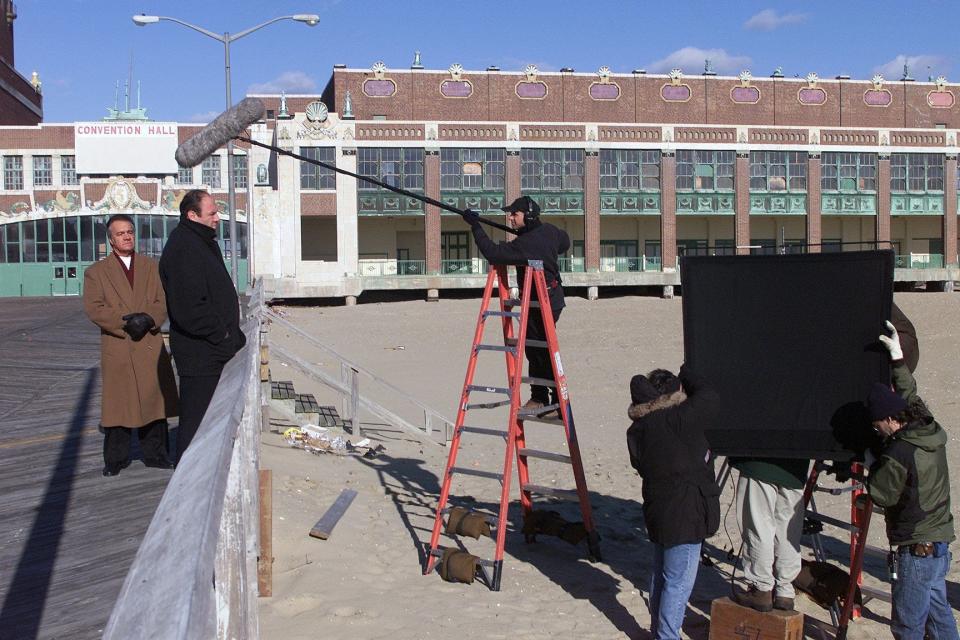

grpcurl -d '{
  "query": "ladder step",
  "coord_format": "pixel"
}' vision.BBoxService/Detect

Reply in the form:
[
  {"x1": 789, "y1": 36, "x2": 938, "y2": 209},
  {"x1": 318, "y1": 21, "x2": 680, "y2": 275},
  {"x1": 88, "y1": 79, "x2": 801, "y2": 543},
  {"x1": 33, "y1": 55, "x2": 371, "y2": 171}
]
[
  {"x1": 465, "y1": 400, "x2": 512, "y2": 410},
  {"x1": 521, "y1": 376, "x2": 556, "y2": 388},
  {"x1": 521, "y1": 483, "x2": 579, "y2": 500},
  {"x1": 504, "y1": 298, "x2": 540, "y2": 308},
  {"x1": 477, "y1": 344, "x2": 518, "y2": 353},
  {"x1": 804, "y1": 511, "x2": 859, "y2": 532},
  {"x1": 450, "y1": 466, "x2": 504, "y2": 482},
  {"x1": 518, "y1": 448, "x2": 571, "y2": 464},
  {"x1": 860, "y1": 584, "x2": 890, "y2": 604},
  {"x1": 505, "y1": 337, "x2": 547, "y2": 348},
  {"x1": 460, "y1": 426, "x2": 508, "y2": 438},
  {"x1": 484, "y1": 310, "x2": 521, "y2": 318},
  {"x1": 466, "y1": 384, "x2": 512, "y2": 395}
]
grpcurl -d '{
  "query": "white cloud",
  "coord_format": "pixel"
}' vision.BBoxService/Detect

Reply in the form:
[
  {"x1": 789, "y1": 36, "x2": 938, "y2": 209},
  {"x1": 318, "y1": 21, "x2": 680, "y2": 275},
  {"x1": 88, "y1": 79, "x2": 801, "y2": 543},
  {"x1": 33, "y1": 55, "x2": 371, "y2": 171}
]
[
  {"x1": 873, "y1": 54, "x2": 950, "y2": 80},
  {"x1": 647, "y1": 47, "x2": 751, "y2": 75},
  {"x1": 744, "y1": 9, "x2": 808, "y2": 31},
  {"x1": 247, "y1": 70, "x2": 317, "y2": 94},
  {"x1": 186, "y1": 110, "x2": 219, "y2": 123}
]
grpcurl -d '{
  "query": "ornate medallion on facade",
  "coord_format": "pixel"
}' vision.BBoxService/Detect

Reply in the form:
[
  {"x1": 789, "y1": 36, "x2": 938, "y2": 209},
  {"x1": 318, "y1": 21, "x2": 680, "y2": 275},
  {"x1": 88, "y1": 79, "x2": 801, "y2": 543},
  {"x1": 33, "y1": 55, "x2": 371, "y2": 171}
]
[
  {"x1": 863, "y1": 75, "x2": 892, "y2": 107},
  {"x1": 515, "y1": 65, "x2": 548, "y2": 99},
  {"x1": 589, "y1": 66, "x2": 620, "y2": 101},
  {"x1": 440, "y1": 64, "x2": 473, "y2": 98},
  {"x1": 363, "y1": 61, "x2": 397, "y2": 97},
  {"x1": 91, "y1": 178, "x2": 151, "y2": 211},
  {"x1": 798, "y1": 72, "x2": 827, "y2": 105},
  {"x1": 927, "y1": 76, "x2": 955, "y2": 108},
  {"x1": 730, "y1": 70, "x2": 760, "y2": 104},
  {"x1": 661, "y1": 69, "x2": 691, "y2": 102},
  {"x1": 298, "y1": 101, "x2": 337, "y2": 140}
]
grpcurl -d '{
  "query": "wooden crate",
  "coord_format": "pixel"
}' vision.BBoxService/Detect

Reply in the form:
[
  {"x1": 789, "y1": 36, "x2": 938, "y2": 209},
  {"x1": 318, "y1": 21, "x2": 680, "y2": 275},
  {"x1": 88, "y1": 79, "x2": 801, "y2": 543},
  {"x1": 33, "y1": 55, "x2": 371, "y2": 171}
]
[{"x1": 709, "y1": 597, "x2": 803, "y2": 640}]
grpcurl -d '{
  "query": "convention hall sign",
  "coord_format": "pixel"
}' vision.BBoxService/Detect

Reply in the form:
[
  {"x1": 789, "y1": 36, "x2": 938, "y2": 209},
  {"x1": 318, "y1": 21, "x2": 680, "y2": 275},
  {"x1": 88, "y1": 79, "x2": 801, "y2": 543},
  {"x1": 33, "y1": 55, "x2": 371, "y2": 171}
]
[{"x1": 75, "y1": 122, "x2": 178, "y2": 175}]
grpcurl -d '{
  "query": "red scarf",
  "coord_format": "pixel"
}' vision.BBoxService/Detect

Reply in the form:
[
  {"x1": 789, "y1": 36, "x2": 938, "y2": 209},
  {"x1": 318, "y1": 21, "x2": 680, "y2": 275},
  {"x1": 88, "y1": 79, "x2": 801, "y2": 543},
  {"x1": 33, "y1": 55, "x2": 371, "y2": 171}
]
[{"x1": 114, "y1": 252, "x2": 135, "y2": 287}]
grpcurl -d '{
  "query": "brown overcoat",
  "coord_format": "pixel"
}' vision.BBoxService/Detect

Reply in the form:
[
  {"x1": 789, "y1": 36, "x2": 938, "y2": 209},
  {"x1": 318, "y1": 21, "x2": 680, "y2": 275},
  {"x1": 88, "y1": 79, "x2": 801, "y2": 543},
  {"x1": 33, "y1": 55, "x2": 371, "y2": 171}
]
[{"x1": 83, "y1": 253, "x2": 179, "y2": 428}]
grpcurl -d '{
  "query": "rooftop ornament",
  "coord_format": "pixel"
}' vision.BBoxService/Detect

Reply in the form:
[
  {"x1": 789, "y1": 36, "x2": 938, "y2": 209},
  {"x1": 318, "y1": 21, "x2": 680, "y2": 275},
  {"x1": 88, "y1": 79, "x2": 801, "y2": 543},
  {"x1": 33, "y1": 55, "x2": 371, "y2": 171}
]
[{"x1": 411, "y1": 50, "x2": 423, "y2": 70}]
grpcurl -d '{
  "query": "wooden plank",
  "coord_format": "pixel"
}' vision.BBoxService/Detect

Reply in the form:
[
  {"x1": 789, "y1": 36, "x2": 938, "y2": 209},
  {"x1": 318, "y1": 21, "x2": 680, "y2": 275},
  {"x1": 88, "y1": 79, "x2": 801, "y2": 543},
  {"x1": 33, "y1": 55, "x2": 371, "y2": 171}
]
[
  {"x1": 309, "y1": 489, "x2": 358, "y2": 540},
  {"x1": 258, "y1": 469, "x2": 273, "y2": 597}
]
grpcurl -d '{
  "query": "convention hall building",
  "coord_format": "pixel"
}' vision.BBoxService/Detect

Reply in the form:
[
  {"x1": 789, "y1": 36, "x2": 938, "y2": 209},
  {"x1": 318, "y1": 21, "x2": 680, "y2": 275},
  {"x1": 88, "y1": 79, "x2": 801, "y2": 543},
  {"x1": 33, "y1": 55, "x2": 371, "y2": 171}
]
[{"x1": 2, "y1": 60, "x2": 960, "y2": 299}]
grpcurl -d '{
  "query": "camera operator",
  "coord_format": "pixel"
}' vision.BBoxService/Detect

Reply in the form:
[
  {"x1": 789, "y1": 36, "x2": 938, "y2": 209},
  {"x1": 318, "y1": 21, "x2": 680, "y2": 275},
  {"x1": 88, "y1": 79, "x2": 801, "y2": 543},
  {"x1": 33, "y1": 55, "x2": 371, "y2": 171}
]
[{"x1": 865, "y1": 321, "x2": 957, "y2": 640}]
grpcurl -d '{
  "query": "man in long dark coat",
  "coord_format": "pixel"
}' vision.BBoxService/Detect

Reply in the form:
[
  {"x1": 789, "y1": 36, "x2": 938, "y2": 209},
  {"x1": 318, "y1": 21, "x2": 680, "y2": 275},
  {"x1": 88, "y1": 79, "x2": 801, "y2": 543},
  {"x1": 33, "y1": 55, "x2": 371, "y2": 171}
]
[{"x1": 83, "y1": 214, "x2": 178, "y2": 476}]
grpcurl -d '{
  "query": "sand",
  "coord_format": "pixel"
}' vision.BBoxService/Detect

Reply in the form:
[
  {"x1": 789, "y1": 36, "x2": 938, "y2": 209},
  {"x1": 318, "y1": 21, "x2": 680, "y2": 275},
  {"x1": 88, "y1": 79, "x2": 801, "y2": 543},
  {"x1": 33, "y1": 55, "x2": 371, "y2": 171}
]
[{"x1": 257, "y1": 291, "x2": 960, "y2": 640}]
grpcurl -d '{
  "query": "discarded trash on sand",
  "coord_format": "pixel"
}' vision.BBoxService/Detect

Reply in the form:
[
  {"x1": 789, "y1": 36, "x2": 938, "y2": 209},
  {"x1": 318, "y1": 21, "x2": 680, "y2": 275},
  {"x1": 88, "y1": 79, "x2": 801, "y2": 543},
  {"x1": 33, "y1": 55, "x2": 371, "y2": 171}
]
[{"x1": 282, "y1": 425, "x2": 382, "y2": 458}]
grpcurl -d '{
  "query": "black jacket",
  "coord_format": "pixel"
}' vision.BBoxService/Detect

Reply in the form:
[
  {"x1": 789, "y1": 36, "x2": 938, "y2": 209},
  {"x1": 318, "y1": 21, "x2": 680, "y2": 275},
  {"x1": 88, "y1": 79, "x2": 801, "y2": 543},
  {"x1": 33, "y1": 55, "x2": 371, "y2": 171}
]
[
  {"x1": 626, "y1": 365, "x2": 721, "y2": 546},
  {"x1": 159, "y1": 218, "x2": 245, "y2": 376},
  {"x1": 470, "y1": 219, "x2": 570, "y2": 313}
]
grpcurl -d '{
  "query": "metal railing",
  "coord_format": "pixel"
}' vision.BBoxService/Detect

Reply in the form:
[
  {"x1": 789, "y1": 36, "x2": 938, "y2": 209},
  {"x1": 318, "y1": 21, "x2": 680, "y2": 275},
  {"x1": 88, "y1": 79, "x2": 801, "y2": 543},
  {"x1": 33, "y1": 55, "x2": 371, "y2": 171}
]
[
  {"x1": 558, "y1": 257, "x2": 586, "y2": 273},
  {"x1": 104, "y1": 283, "x2": 265, "y2": 640},
  {"x1": 895, "y1": 253, "x2": 944, "y2": 269},
  {"x1": 358, "y1": 259, "x2": 426, "y2": 277},
  {"x1": 599, "y1": 255, "x2": 662, "y2": 272},
  {"x1": 440, "y1": 258, "x2": 488, "y2": 275},
  {"x1": 266, "y1": 309, "x2": 452, "y2": 445}
]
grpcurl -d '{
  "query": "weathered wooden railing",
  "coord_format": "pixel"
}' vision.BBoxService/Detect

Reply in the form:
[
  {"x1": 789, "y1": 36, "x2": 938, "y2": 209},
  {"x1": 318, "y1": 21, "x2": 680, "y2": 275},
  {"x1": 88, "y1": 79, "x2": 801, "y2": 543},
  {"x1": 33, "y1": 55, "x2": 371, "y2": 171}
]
[{"x1": 104, "y1": 283, "x2": 266, "y2": 640}]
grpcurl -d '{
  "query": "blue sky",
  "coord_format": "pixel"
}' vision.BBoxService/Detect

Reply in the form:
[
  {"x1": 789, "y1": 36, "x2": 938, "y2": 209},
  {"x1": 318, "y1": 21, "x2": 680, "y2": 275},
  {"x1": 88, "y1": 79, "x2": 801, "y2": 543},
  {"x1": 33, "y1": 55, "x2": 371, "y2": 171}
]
[{"x1": 13, "y1": 0, "x2": 960, "y2": 123}]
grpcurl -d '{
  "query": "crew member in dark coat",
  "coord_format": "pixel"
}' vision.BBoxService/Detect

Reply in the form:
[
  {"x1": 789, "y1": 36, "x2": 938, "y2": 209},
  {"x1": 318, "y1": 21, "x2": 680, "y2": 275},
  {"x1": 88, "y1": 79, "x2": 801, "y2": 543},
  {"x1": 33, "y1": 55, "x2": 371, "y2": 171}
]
[
  {"x1": 627, "y1": 365, "x2": 721, "y2": 640},
  {"x1": 159, "y1": 189, "x2": 246, "y2": 462},
  {"x1": 462, "y1": 196, "x2": 570, "y2": 414}
]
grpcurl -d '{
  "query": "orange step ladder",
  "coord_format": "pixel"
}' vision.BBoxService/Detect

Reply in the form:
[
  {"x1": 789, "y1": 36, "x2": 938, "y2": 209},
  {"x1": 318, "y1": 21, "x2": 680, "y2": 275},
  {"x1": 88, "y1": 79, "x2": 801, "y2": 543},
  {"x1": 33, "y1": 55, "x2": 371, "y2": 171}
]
[{"x1": 423, "y1": 261, "x2": 601, "y2": 590}]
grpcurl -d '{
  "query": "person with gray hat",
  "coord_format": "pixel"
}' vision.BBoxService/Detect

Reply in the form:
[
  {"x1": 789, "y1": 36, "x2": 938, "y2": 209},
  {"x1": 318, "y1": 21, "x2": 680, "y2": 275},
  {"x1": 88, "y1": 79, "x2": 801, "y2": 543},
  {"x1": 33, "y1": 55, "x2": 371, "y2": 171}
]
[
  {"x1": 866, "y1": 321, "x2": 957, "y2": 640},
  {"x1": 460, "y1": 196, "x2": 570, "y2": 415}
]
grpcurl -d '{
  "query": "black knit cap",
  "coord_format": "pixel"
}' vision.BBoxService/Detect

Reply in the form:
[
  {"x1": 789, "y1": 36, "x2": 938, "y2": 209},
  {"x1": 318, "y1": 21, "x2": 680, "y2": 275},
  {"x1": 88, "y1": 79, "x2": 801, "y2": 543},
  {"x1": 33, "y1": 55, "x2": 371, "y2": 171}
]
[
  {"x1": 867, "y1": 382, "x2": 907, "y2": 421},
  {"x1": 630, "y1": 375, "x2": 660, "y2": 404}
]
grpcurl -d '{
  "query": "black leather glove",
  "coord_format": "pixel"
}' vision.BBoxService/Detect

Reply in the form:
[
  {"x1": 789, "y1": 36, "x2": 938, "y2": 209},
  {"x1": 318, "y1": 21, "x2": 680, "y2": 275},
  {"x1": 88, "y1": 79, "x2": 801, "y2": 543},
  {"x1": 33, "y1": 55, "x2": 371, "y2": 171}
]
[
  {"x1": 122, "y1": 312, "x2": 156, "y2": 341},
  {"x1": 460, "y1": 209, "x2": 481, "y2": 226}
]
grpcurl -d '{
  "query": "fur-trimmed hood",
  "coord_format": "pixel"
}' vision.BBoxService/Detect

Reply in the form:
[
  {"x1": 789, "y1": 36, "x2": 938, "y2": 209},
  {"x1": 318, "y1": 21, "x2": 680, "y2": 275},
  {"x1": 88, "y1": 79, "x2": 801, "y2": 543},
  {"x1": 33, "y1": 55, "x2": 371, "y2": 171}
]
[{"x1": 628, "y1": 389, "x2": 687, "y2": 420}]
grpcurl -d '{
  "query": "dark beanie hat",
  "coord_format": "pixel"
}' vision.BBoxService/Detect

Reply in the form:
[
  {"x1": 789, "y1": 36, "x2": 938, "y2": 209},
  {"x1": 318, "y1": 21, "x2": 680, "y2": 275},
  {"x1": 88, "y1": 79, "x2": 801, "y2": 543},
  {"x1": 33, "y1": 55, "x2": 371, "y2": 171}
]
[
  {"x1": 867, "y1": 383, "x2": 907, "y2": 421},
  {"x1": 630, "y1": 374, "x2": 661, "y2": 404}
]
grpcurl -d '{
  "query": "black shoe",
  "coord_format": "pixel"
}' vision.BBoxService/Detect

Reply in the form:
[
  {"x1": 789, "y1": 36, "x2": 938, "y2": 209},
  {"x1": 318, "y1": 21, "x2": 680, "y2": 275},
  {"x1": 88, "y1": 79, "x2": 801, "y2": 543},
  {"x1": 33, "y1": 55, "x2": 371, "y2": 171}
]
[
  {"x1": 143, "y1": 457, "x2": 175, "y2": 470},
  {"x1": 734, "y1": 585, "x2": 774, "y2": 612},
  {"x1": 102, "y1": 463, "x2": 123, "y2": 477},
  {"x1": 773, "y1": 595, "x2": 795, "y2": 611}
]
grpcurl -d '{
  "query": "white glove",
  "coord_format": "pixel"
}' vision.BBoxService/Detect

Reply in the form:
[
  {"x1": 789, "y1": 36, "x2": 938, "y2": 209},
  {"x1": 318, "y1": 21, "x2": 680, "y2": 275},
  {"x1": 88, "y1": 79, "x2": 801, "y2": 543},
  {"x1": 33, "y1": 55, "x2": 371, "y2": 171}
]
[{"x1": 879, "y1": 320, "x2": 904, "y2": 361}]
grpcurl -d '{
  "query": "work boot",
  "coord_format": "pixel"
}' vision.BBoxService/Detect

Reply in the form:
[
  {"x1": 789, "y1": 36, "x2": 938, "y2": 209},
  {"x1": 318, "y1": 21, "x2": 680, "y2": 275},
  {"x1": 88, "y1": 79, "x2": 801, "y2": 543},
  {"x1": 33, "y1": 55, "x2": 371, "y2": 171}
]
[
  {"x1": 734, "y1": 584, "x2": 773, "y2": 612},
  {"x1": 523, "y1": 398, "x2": 545, "y2": 413},
  {"x1": 773, "y1": 594, "x2": 795, "y2": 611}
]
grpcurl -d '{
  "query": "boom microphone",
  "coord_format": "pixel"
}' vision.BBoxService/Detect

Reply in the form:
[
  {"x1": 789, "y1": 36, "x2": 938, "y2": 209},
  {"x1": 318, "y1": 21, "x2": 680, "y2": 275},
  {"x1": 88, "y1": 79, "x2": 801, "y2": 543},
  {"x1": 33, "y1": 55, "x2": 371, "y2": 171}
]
[
  {"x1": 179, "y1": 98, "x2": 514, "y2": 233},
  {"x1": 175, "y1": 97, "x2": 265, "y2": 167}
]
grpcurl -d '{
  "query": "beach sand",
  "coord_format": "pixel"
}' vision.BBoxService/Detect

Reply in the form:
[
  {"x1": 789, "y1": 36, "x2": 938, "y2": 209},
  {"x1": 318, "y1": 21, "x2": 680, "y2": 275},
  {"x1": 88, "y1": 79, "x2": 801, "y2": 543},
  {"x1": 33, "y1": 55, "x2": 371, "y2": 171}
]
[{"x1": 258, "y1": 291, "x2": 960, "y2": 640}]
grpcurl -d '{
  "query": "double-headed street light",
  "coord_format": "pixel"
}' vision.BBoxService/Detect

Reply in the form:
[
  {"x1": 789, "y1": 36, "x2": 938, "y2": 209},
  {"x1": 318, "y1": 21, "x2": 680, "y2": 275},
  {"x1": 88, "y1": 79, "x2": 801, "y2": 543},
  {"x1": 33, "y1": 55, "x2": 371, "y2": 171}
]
[{"x1": 133, "y1": 13, "x2": 320, "y2": 288}]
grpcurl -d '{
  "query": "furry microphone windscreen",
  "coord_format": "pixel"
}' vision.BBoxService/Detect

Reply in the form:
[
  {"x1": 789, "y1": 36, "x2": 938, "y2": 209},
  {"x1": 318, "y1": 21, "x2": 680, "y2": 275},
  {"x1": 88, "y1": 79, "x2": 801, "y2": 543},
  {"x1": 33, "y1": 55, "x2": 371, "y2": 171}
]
[{"x1": 174, "y1": 97, "x2": 265, "y2": 167}]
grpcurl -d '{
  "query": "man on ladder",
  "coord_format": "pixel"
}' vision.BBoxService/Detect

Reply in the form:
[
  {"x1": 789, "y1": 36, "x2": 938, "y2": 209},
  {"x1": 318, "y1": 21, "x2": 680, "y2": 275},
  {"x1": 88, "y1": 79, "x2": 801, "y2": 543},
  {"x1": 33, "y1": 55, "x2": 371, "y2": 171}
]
[{"x1": 462, "y1": 196, "x2": 570, "y2": 416}]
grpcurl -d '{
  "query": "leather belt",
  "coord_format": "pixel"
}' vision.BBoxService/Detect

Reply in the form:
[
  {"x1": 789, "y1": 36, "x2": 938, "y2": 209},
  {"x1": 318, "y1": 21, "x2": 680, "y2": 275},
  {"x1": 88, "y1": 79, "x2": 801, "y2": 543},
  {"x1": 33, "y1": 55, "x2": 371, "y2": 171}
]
[{"x1": 897, "y1": 542, "x2": 936, "y2": 557}]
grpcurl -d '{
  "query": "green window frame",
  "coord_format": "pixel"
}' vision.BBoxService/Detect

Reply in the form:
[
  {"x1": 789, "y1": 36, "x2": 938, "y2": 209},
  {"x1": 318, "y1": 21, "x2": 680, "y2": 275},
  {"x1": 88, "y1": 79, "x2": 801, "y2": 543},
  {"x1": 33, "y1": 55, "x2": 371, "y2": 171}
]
[
  {"x1": 749, "y1": 151, "x2": 806, "y2": 191},
  {"x1": 676, "y1": 150, "x2": 734, "y2": 191},
  {"x1": 891, "y1": 153, "x2": 943, "y2": 193},
  {"x1": 599, "y1": 149, "x2": 660, "y2": 191},
  {"x1": 821, "y1": 152, "x2": 876, "y2": 192},
  {"x1": 299, "y1": 147, "x2": 336, "y2": 190},
  {"x1": 521, "y1": 149, "x2": 584, "y2": 191},
  {"x1": 358, "y1": 148, "x2": 424, "y2": 191},
  {"x1": 440, "y1": 148, "x2": 505, "y2": 191}
]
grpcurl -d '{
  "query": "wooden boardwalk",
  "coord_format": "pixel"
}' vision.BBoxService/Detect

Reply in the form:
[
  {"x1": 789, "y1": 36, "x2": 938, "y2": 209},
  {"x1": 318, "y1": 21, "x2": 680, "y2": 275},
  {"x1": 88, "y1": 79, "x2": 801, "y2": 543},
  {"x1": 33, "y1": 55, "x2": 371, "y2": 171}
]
[{"x1": 0, "y1": 297, "x2": 173, "y2": 640}]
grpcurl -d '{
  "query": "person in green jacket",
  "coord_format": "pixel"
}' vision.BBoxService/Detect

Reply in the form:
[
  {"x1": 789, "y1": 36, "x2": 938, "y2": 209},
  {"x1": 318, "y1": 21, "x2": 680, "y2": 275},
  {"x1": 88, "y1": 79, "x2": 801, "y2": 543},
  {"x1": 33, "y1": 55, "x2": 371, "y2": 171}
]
[{"x1": 866, "y1": 321, "x2": 957, "y2": 640}]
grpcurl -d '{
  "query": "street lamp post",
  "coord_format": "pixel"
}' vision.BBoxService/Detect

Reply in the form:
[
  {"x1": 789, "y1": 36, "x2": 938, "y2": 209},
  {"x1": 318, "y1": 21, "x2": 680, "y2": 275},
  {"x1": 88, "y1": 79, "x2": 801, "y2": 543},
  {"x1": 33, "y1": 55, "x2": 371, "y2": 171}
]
[{"x1": 133, "y1": 13, "x2": 319, "y2": 288}]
